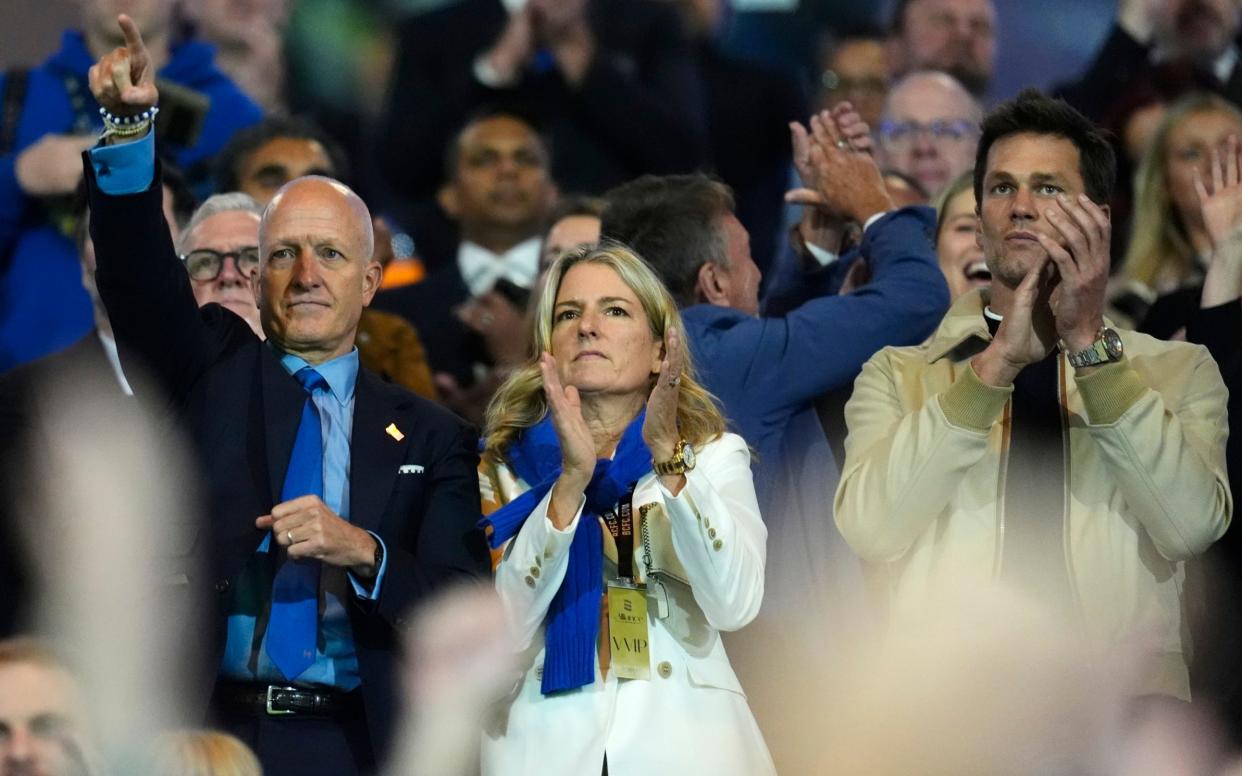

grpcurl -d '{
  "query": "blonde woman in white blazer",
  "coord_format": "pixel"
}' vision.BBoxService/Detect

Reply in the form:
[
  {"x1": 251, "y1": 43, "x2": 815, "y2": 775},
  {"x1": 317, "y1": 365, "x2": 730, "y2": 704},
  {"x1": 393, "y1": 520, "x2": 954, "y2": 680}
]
[{"x1": 477, "y1": 242, "x2": 775, "y2": 776}]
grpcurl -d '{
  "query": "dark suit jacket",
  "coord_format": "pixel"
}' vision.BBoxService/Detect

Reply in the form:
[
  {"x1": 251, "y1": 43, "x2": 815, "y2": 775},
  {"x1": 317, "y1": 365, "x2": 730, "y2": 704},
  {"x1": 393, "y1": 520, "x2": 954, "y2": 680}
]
[
  {"x1": 371, "y1": 263, "x2": 479, "y2": 387},
  {"x1": 0, "y1": 332, "x2": 128, "y2": 637},
  {"x1": 1056, "y1": 24, "x2": 1242, "y2": 124},
  {"x1": 85, "y1": 161, "x2": 491, "y2": 759}
]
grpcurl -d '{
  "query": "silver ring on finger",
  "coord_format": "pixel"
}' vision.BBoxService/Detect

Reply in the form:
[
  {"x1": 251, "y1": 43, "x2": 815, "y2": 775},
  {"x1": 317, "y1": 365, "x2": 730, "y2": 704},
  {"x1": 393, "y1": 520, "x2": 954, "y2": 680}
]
[
  {"x1": 287, "y1": 530, "x2": 295, "y2": 545},
  {"x1": 836, "y1": 139, "x2": 850, "y2": 150},
  {"x1": 668, "y1": 375, "x2": 681, "y2": 388}
]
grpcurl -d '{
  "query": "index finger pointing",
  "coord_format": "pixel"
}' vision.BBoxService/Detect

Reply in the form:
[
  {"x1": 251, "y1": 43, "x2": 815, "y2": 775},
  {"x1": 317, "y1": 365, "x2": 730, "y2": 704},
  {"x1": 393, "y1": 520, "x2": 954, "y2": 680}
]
[{"x1": 118, "y1": 14, "x2": 148, "y2": 57}]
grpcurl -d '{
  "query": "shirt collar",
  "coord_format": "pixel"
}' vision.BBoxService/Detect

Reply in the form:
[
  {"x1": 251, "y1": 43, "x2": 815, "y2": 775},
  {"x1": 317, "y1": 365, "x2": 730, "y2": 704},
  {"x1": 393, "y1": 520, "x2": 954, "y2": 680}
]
[
  {"x1": 1150, "y1": 40, "x2": 1239, "y2": 82},
  {"x1": 456, "y1": 237, "x2": 543, "y2": 297},
  {"x1": 278, "y1": 347, "x2": 359, "y2": 405}
]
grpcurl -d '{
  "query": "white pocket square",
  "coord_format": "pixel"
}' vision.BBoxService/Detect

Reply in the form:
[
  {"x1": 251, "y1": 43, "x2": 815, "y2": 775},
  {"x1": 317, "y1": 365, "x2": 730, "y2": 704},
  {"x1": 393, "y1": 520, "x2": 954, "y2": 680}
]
[{"x1": 398, "y1": 464, "x2": 425, "y2": 475}]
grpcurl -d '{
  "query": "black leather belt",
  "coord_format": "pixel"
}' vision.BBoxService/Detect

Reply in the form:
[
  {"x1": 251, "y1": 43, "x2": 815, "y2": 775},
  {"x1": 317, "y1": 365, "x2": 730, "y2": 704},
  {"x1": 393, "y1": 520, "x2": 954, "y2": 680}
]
[{"x1": 213, "y1": 683, "x2": 362, "y2": 719}]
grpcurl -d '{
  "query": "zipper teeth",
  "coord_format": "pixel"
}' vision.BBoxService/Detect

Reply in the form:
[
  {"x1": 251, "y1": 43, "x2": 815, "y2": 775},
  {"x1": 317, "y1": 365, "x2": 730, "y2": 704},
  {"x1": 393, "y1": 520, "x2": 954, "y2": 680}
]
[{"x1": 641, "y1": 507, "x2": 655, "y2": 578}]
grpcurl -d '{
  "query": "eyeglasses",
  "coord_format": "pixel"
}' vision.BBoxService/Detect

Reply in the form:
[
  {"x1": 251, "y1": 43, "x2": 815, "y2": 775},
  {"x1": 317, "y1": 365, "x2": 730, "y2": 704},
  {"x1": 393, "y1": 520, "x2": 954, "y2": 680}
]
[
  {"x1": 180, "y1": 247, "x2": 260, "y2": 281},
  {"x1": 820, "y1": 70, "x2": 888, "y2": 96},
  {"x1": 878, "y1": 119, "x2": 979, "y2": 150}
]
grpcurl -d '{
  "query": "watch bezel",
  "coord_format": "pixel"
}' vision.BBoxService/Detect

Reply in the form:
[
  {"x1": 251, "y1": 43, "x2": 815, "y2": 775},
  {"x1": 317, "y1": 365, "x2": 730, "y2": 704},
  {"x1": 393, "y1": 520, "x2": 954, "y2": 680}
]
[
  {"x1": 682, "y1": 442, "x2": 696, "y2": 471},
  {"x1": 1101, "y1": 328, "x2": 1124, "y2": 360}
]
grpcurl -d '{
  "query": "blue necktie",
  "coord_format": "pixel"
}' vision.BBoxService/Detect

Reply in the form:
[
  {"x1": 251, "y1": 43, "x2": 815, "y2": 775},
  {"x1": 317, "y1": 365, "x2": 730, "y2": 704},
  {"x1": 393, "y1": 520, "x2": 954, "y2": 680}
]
[{"x1": 266, "y1": 367, "x2": 328, "y2": 681}]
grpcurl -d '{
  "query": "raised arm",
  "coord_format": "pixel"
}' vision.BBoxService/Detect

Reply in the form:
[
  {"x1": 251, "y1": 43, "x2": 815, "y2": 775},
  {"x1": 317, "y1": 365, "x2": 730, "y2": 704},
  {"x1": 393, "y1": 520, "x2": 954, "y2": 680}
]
[{"x1": 85, "y1": 15, "x2": 244, "y2": 401}]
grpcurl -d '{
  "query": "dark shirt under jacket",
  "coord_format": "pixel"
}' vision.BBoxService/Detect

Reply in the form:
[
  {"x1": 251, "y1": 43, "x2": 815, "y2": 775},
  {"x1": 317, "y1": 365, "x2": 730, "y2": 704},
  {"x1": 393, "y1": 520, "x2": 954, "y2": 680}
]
[
  {"x1": 84, "y1": 156, "x2": 490, "y2": 763},
  {"x1": 371, "y1": 263, "x2": 482, "y2": 389},
  {"x1": 1180, "y1": 299, "x2": 1242, "y2": 742}
]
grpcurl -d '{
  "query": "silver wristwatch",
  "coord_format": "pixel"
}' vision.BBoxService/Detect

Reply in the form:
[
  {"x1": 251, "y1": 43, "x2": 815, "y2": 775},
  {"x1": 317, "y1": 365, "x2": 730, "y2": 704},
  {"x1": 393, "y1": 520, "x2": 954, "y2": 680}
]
[{"x1": 1065, "y1": 327, "x2": 1124, "y2": 369}]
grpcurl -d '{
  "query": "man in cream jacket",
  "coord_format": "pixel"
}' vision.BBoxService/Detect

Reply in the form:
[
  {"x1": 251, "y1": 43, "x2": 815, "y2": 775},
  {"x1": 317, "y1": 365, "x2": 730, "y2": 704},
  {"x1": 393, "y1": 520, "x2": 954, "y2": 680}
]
[{"x1": 835, "y1": 88, "x2": 1231, "y2": 699}]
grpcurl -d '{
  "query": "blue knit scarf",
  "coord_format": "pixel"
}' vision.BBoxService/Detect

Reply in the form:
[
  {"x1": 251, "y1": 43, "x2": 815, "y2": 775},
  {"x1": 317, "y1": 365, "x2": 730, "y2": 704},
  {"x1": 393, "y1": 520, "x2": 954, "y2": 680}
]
[{"x1": 480, "y1": 412, "x2": 651, "y2": 694}]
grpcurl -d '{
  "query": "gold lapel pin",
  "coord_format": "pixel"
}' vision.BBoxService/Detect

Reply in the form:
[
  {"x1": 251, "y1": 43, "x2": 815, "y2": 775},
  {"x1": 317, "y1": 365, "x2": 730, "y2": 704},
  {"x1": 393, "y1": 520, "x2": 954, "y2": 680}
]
[{"x1": 385, "y1": 423, "x2": 405, "y2": 441}]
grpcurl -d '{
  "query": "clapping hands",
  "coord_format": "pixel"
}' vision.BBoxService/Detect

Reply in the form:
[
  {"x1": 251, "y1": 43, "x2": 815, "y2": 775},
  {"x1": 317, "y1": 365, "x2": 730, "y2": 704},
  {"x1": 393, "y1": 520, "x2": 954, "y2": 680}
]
[
  {"x1": 1195, "y1": 135, "x2": 1242, "y2": 307},
  {"x1": 786, "y1": 103, "x2": 893, "y2": 230}
]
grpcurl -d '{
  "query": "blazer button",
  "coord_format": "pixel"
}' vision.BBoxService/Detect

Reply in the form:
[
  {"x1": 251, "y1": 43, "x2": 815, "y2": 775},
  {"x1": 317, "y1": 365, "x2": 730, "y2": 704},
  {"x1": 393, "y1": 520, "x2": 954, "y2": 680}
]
[
  {"x1": 707, "y1": 528, "x2": 717, "y2": 539},
  {"x1": 703, "y1": 517, "x2": 711, "y2": 529},
  {"x1": 214, "y1": 579, "x2": 230, "y2": 594},
  {"x1": 534, "y1": 665, "x2": 543, "y2": 680},
  {"x1": 530, "y1": 566, "x2": 541, "y2": 578},
  {"x1": 525, "y1": 575, "x2": 536, "y2": 588},
  {"x1": 657, "y1": 661, "x2": 673, "y2": 678},
  {"x1": 712, "y1": 539, "x2": 723, "y2": 551}
]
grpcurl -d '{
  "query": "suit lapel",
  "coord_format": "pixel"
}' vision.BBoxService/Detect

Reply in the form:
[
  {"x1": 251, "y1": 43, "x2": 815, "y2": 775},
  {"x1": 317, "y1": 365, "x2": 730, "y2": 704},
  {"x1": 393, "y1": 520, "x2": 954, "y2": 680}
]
[
  {"x1": 259, "y1": 347, "x2": 306, "y2": 506},
  {"x1": 350, "y1": 369, "x2": 411, "y2": 532}
]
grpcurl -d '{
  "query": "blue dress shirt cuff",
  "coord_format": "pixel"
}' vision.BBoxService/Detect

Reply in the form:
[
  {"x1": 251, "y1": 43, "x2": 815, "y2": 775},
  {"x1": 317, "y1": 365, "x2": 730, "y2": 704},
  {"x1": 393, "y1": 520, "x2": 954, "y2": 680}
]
[
  {"x1": 89, "y1": 132, "x2": 155, "y2": 195},
  {"x1": 348, "y1": 531, "x2": 388, "y2": 600}
]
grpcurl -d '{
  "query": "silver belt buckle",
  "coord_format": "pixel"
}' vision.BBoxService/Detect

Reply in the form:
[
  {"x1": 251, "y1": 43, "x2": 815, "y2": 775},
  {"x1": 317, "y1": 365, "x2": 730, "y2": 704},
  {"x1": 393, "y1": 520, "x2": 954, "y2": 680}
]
[{"x1": 265, "y1": 685, "x2": 300, "y2": 716}]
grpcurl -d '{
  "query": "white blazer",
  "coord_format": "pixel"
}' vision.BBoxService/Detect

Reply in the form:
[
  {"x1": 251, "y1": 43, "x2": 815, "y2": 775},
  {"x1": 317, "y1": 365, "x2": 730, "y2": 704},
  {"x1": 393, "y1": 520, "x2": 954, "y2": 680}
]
[{"x1": 480, "y1": 432, "x2": 776, "y2": 776}]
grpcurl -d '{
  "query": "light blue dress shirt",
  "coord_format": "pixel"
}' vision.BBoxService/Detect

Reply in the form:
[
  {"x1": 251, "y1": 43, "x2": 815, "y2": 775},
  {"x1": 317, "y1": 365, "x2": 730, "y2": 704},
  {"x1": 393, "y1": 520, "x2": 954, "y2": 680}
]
[{"x1": 90, "y1": 136, "x2": 389, "y2": 689}]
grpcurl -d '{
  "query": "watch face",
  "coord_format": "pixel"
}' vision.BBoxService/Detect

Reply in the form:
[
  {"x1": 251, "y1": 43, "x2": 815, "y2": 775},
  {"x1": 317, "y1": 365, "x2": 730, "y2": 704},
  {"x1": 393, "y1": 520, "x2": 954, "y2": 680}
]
[
  {"x1": 682, "y1": 443, "x2": 696, "y2": 470},
  {"x1": 1102, "y1": 329, "x2": 1124, "y2": 359}
]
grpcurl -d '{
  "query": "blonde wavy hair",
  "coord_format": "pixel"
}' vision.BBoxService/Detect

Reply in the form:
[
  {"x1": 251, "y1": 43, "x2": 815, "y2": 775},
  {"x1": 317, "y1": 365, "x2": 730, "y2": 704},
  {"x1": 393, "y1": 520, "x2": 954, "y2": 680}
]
[
  {"x1": 1122, "y1": 93, "x2": 1242, "y2": 294},
  {"x1": 482, "y1": 241, "x2": 725, "y2": 465}
]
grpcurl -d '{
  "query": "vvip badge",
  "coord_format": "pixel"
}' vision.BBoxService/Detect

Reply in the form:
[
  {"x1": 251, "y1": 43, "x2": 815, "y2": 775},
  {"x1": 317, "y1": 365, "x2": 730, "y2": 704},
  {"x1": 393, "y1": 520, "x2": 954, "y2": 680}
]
[
  {"x1": 607, "y1": 582, "x2": 651, "y2": 680},
  {"x1": 385, "y1": 422, "x2": 404, "y2": 441}
]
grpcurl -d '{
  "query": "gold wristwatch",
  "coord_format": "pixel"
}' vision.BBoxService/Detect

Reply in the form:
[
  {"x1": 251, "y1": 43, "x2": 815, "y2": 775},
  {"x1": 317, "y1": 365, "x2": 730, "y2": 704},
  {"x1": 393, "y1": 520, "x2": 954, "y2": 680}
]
[
  {"x1": 654, "y1": 440, "x2": 697, "y2": 476},
  {"x1": 1065, "y1": 327, "x2": 1124, "y2": 369}
]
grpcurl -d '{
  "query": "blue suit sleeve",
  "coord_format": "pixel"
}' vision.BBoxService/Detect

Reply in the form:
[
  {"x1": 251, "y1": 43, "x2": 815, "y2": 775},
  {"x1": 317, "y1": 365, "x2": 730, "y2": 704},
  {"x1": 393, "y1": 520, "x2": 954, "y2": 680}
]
[
  {"x1": 348, "y1": 532, "x2": 390, "y2": 600},
  {"x1": 737, "y1": 206, "x2": 950, "y2": 410},
  {"x1": 88, "y1": 132, "x2": 155, "y2": 195}
]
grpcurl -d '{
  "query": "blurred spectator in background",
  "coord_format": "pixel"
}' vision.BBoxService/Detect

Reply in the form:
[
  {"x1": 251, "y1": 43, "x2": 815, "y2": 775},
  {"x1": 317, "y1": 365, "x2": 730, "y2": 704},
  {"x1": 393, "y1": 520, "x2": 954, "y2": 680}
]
[
  {"x1": 1163, "y1": 135, "x2": 1242, "y2": 749},
  {"x1": 215, "y1": 115, "x2": 346, "y2": 207},
  {"x1": 538, "y1": 194, "x2": 603, "y2": 276},
  {"x1": 0, "y1": 638, "x2": 96, "y2": 776},
  {"x1": 877, "y1": 71, "x2": 982, "y2": 199},
  {"x1": 1116, "y1": 93, "x2": 1242, "y2": 332},
  {"x1": 180, "y1": 0, "x2": 290, "y2": 112},
  {"x1": 376, "y1": 0, "x2": 705, "y2": 260},
  {"x1": 886, "y1": 0, "x2": 997, "y2": 98},
  {"x1": 677, "y1": 0, "x2": 806, "y2": 278},
  {"x1": 215, "y1": 115, "x2": 437, "y2": 398},
  {"x1": 374, "y1": 111, "x2": 556, "y2": 406},
  {"x1": 425, "y1": 193, "x2": 606, "y2": 426},
  {"x1": 178, "y1": 193, "x2": 264, "y2": 337},
  {"x1": 0, "y1": 0, "x2": 261, "y2": 374},
  {"x1": 932, "y1": 169, "x2": 990, "y2": 300},
  {"x1": 147, "y1": 730, "x2": 262, "y2": 776},
  {"x1": 817, "y1": 32, "x2": 890, "y2": 130},
  {"x1": 1058, "y1": 0, "x2": 1242, "y2": 125}
]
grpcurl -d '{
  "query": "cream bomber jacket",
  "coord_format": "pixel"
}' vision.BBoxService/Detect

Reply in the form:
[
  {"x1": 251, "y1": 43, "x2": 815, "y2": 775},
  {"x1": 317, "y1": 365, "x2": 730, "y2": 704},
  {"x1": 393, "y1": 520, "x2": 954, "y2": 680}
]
[{"x1": 834, "y1": 289, "x2": 1232, "y2": 699}]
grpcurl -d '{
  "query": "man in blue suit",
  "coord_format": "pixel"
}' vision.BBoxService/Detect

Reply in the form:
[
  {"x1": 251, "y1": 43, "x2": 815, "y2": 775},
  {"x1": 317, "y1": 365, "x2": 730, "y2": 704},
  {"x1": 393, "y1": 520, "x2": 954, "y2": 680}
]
[
  {"x1": 83, "y1": 18, "x2": 488, "y2": 774},
  {"x1": 601, "y1": 117, "x2": 949, "y2": 772}
]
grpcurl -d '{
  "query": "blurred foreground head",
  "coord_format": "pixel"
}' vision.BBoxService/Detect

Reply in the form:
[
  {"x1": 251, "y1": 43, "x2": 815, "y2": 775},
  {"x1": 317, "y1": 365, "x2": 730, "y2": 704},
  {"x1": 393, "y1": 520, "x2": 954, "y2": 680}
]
[
  {"x1": 0, "y1": 639, "x2": 93, "y2": 776},
  {"x1": 18, "y1": 359, "x2": 204, "y2": 773},
  {"x1": 787, "y1": 582, "x2": 1128, "y2": 775}
]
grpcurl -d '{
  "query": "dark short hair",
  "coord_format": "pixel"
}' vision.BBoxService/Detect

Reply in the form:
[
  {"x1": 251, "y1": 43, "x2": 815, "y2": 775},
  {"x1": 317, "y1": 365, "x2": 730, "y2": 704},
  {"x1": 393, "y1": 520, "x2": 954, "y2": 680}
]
[
  {"x1": 600, "y1": 174, "x2": 735, "y2": 309},
  {"x1": 443, "y1": 106, "x2": 552, "y2": 183},
  {"x1": 543, "y1": 195, "x2": 605, "y2": 235},
  {"x1": 973, "y1": 88, "x2": 1116, "y2": 206},
  {"x1": 214, "y1": 116, "x2": 350, "y2": 192}
]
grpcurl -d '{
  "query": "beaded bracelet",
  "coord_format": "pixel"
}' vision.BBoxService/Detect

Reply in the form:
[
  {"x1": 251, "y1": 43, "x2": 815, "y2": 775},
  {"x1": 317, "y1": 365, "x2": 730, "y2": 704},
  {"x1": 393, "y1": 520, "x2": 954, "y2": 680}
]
[{"x1": 99, "y1": 105, "x2": 159, "y2": 139}]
